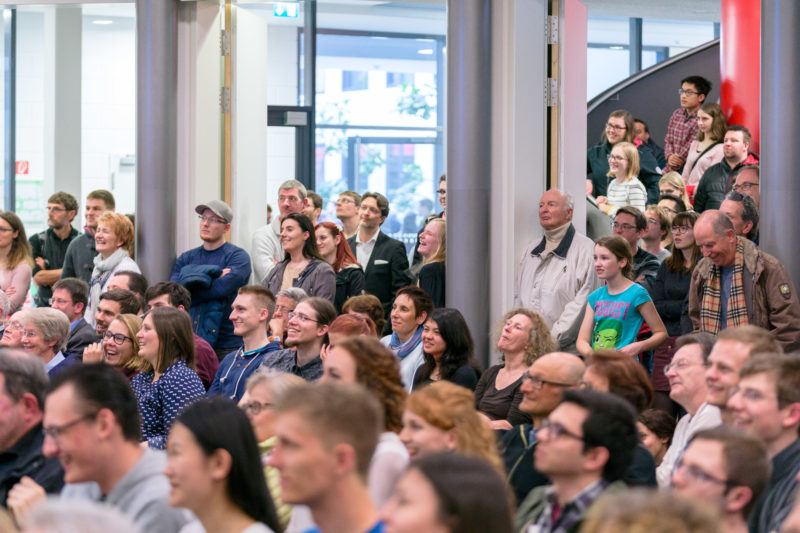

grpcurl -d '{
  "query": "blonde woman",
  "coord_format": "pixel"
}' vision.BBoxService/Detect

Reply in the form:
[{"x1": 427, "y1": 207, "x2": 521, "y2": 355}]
[
  {"x1": 595, "y1": 142, "x2": 647, "y2": 217},
  {"x1": 658, "y1": 171, "x2": 692, "y2": 209},
  {"x1": 417, "y1": 218, "x2": 446, "y2": 307}
]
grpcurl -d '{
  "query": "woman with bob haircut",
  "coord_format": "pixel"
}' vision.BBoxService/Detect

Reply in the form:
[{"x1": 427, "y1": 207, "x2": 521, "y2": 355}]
[
  {"x1": 0, "y1": 210, "x2": 33, "y2": 313},
  {"x1": 382, "y1": 286, "x2": 434, "y2": 390},
  {"x1": 381, "y1": 452, "x2": 514, "y2": 533},
  {"x1": 131, "y1": 306, "x2": 205, "y2": 449},
  {"x1": 416, "y1": 218, "x2": 446, "y2": 308},
  {"x1": 342, "y1": 293, "x2": 386, "y2": 337},
  {"x1": 412, "y1": 308, "x2": 481, "y2": 391},
  {"x1": 265, "y1": 213, "x2": 335, "y2": 302},
  {"x1": 82, "y1": 314, "x2": 148, "y2": 379},
  {"x1": 165, "y1": 396, "x2": 282, "y2": 533},
  {"x1": 86, "y1": 212, "x2": 140, "y2": 326},
  {"x1": 315, "y1": 221, "x2": 365, "y2": 312},
  {"x1": 475, "y1": 307, "x2": 557, "y2": 429},
  {"x1": 400, "y1": 381, "x2": 503, "y2": 474},
  {"x1": 321, "y1": 336, "x2": 409, "y2": 506}
]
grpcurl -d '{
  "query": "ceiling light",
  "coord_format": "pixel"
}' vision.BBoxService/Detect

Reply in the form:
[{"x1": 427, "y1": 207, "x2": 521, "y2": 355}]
[
  {"x1": 92, "y1": 19, "x2": 113, "y2": 25},
  {"x1": 418, "y1": 49, "x2": 434, "y2": 55}
]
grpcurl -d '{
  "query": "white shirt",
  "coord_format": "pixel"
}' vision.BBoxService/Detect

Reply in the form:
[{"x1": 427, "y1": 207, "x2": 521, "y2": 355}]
[
  {"x1": 656, "y1": 401, "x2": 721, "y2": 488},
  {"x1": 355, "y1": 229, "x2": 379, "y2": 268}
]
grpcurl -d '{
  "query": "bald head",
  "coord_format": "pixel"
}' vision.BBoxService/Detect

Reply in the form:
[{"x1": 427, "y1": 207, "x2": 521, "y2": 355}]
[
  {"x1": 542, "y1": 351, "x2": 586, "y2": 383},
  {"x1": 519, "y1": 352, "x2": 586, "y2": 418},
  {"x1": 694, "y1": 210, "x2": 737, "y2": 267},
  {"x1": 539, "y1": 190, "x2": 574, "y2": 230}
]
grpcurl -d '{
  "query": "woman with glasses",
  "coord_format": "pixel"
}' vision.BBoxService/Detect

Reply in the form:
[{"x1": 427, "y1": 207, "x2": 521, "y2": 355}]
[
  {"x1": 595, "y1": 141, "x2": 647, "y2": 217},
  {"x1": 400, "y1": 380, "x2": 503, "y2": 473},
  {"x1": 131, "y1": 306, "x2": 205, "y2": 449},
  {"x1": 85, "y1": 212, "x2": 140, "y2": 327},
  {"x1": 475, "y1": 308, "x2": 556, "y2": 430},
  {"x1": 82, "y1": 314, "x2": 147, "y2": 380},
  {"x1": 648, "y1": 210, "x2": 700, "y2": 414},
  {"x1": 0, "y1": 211, "x2": 33, "y2": 314},
  {"x1": 21, "y1": 307, "x2": 76, "y2": 377},
  {"x1": 265, "y1": 213, "x2": 335, "y2": 303},
  {"x1": 412, "y1": 308, "x2": 482, "y2": 391},
  {"x1": 239, "y1": 368, "x2": 305, "y2": 529},
  {"x1": 682, "y1": 102, "x2": 727, "y2": 188},
  {"x1": 321, "y1": 336, "x2": 409, "y2": 506},
  {"x1": 587, "y1": 109, "x2": 660, "y2": 204},
  {"x1": 165, "y1": 397, "x2": 281, "y2": 533},
  {"x1": 315, "y1": 221, "x2": 365, "y2": 312}
]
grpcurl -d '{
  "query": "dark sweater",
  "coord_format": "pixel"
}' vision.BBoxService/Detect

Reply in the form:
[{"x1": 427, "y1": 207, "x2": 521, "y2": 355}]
[
  {"x1": 648, "y1": 261, "x2": 692, "y2": 336},
  {"x1": 474, "y1": 364, "x2": 531, "y2": 426}
]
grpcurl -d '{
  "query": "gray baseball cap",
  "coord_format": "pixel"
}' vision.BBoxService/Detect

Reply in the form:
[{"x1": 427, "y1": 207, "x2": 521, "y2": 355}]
[{"x1": 195, "y1": 200, "x2": 233, "y2": 222}]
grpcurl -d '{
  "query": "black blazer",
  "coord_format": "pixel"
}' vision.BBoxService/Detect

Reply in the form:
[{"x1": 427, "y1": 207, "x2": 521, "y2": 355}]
[
  {"x1": 348, "y1": 231, "x2": 412, "y2": 318},
  {"x1": 65, "y1": 317, "x2": 98, "y2": 360}
]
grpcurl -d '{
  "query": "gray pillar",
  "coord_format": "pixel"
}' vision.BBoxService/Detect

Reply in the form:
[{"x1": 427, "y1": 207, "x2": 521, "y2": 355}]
[
  {"x1": 446, "y1": 0, "x2": 491, "y2": 365},
  {"x1": 136, "y1": 0, "x2": 177, "y2": 283},
  {"x1": 760, "y1": 0, "x2": 800, "y2": 284}
]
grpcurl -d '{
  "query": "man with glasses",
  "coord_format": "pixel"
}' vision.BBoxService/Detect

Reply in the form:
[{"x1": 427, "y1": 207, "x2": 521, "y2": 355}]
[
  {"x1": 30, "y1": 192, "x2": 79, "y2": 308},
  {"x1": 268, "y1": 287, "x2": 308, "y2": 345},
  {"x1": 672, "y1": 426, "x2": 770, "y2": 533},
  {"x1": 664, "y1": 75, "x2": 711, "y2": 173},
  {"x1": 206, "y1": 286, "x2": 281, "y2": 401},
  {"x1": 335, "y1": 190, "x2": 362, "y2": 240},
  {"x1": 61, "y1": 190, "x2": 115, "y2": 284},
  {"x1": 263, "y1": 297, "x2": 336, "y2": 381},
  {"x1": 658, "y1": 332, "x2": 721, "y2": 488},
  {"x1": 612, "y1": 206, "x2": 659, "y2": 284},
  {"x1": 694, "y1": 125, "x2": 759, "y2": 212},
  {"x1": 171, "y1": 200, "x2": 251, "y2": 360},
  {"x1": 728, "y1": 354, "x2": 800, "y2": 533},
  {"x1": 689, "y1": 210, "x2": 800, "y2": 351},
  {"x1": 732, "y1": 164, "x2": 760, "y2": 209},
  {"x1": 514, "y1": 389, "x2": 639, "y2": 532},
  {"x1": 0, "y1": 311, "x2": 27, "y2": 349},
  {"x1": 499, "y1": 351, "x2": 586, "y2": 505},
  {"x1": 721, "y1": 190, "x2": 759, "y2": 243},
  {"x1": 50, "y1": 279, "x2": 96, "y2": 360},
  {"x1": 252, "y1": 180, "x2": 308, "y2": 284},
  {"x1": 6, "y1": 364, "x2": 188, "y2": 532},
  {"x1": 0, "y1": 352, "x2": 64, "y2": 507}
]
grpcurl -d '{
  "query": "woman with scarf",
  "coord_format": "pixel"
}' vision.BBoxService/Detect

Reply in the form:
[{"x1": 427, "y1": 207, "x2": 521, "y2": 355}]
[
  {"x1": 380, "y1": 286, "x2": 434, "y2": 390},
  {"x1": 85, "y1": 212, "x2": 139, "y2": 326}
]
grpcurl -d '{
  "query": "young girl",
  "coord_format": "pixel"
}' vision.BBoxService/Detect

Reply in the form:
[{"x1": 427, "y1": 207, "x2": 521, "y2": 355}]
[
  {"x1": 682, "y1": 102, "x2": 727, "y2": 187},
  {"x1": 595, "y1": 142, "x2": 647, "y2": 217},
  {"x1": 577, "y1": 235, "x2": 667, "y2": 358}
]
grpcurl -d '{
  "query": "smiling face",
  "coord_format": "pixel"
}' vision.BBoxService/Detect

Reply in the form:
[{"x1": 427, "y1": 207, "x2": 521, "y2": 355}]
[
  {"x1": 693, "y1": 219, "x2": 736, "y2": 267},
  {"x1": 229, "y1": 293, "x2": 268, "y2": 338},
  {"x1": 94, "y1": 299, "x2": 121, "y2": 338},
  {"x1": 280, "y1": 218, "x2": 309, "y2": 255},
  {"x1": 705, "y1": 339, "x2": 751, "y2": 409},
  {"x1": 398, "y1": 409, "x2": 455, "y2": 460},
  {"x1": 94, "y1": 223, "x2": 123, "y2": 258},
  {"x1": 497, "y1": 313, "x2": 533, "y2": 355},
  {"x1": 1, "y1": 312, "x2": 26, "y2": 348},
  {"x1": 136, "y1": 314, "x2": 160, "y2": 368},
  {"x1": 21, "y1": 321, "x2": 57, "y2": 360},
  {"x1": 417, "y1": 223, "x2": 441, "y2": 259},
  {"x1": 727, "y1": 373, "x2": 786, "y2": 444},
  {"x1": 285, "y1": 301, "x2": 325, "y2": 348},
  {"x1": 381, "y1": 468, "x2": 450, "y2": 533},
  {"x1": 390, "y1": 294, "x2": 424, "y2": 339},
  {"x1": 103, "y1": 319, "x2": 135, "y2": 368},
  {"x1": 164, "y1": 423, "x2": 217, "y2": 512},
  {"x1": 315, "y1": 226, "x2": 338, "y2": 259},
  {"x1": 421, "y1": 318, "x2": 446, "y2": 360},
  {"x1": 608, "y1": 146, "x2": 629, "y2": 178},
  {"x1": 666, "y1": 343, "x2": 708, "y2": 409},
  {"x1": 605, "y1": 116, "x2": 627, "y2": 145}
]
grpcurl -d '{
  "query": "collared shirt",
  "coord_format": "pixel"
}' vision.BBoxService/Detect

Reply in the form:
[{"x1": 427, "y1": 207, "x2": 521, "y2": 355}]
[
  {"x1": 30, "y1": 226, "x2": 80, "y2": 306},
  {"x1": 70, "y1": 318, "x2": 82, "y2": 333},
  {"x1": 262, "y1": 348, "x2": 323, "y2": 381},
  {"x1": 528, "y1": 479, "x2": 608, "y2": 533},
  {"x1": 355, "y1": 229, "x2": 379, "y2": 268},
  {"x1": 45, "y1": 351, "x2": 66, "y2": 374},
  {"x1": 664, "y1": 107, "x2": 699, "y2": 171}
]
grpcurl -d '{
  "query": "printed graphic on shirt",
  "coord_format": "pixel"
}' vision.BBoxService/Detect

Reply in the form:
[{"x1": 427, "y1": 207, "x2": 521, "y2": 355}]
[{"x1": 592, "y1": 317, "x2": 624, "y2": 350}]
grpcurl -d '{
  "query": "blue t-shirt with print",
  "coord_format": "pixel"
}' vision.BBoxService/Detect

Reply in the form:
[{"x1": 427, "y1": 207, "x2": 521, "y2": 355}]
[{"x1": 587, "y1": 283, "x2": 652, "y2": 350}]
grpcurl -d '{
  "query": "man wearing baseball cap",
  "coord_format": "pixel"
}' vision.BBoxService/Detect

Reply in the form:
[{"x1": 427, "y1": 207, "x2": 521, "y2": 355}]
[{"x1": 170, "y1": 200, "x2": 251, "y2": 359}]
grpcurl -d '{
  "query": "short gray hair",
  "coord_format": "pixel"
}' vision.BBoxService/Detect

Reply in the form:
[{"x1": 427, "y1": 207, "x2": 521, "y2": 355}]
[
  {"x1": 279, "y1": 179, "x2": 308, "y2": 200},
  {"x1": 24, "y1": 308, "x2": 70, "y2": 354},
  {"x1": 725, "y1": 190, "x2": 759, "y2": 240},
  {"x1": 245, "y1": 367, "x2": 305, "y2": 396},
  {"x1": 23, "y1": 498, "x2": 139, "y2": 533},
  {"x1": 0, "y1": 349, "x2": 48, "y2": 409},
  {"x1": 276, "y1": 287, "x2": 308, "y2": 303}
]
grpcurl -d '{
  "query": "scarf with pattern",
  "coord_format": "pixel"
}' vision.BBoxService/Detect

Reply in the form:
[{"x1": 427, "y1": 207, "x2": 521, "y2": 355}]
[
  {"x1": 389, "y1": 325, "x2": 423, "y2": 360},
  {"x1": 700, "y1": 239, "x2": 749, "y2": 334}
]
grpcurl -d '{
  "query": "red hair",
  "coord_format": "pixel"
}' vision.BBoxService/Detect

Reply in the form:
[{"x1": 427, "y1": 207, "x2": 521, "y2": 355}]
[
  {"x1": 329, "y1": 313, "x2": 377, "y2": 337},
  {"x1": 316, "y1": 222, "x2": 359, "y2": 273}
]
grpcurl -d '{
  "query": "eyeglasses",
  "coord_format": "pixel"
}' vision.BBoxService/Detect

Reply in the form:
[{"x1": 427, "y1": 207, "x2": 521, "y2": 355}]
[
  {"x1": 521, "y1": 371, "x2": 573, "y2": 390},
  {"x1": 3, "y1": 320, "x2": 22, "y2": 331},
  {"x1": 732, "y1": 182, "x2": 758, "y2": 192},
  {"x1": 43, "y1": 413, "x2": 97, "y2": 444},
  {"x1": 49, "y1": 297, "x2": 72, "y2": 306},
  {"x1": 22, "y1": 330, "x2": 39, "y2": 339},
  {"x1": 103, "y1": 330, "x2": 133, "y2": 345},
  {"x1": 675, "y1": 459, "x2": 730, "y2": 486},
  {"x1": 241, "y1": 401, "x2": 272, "y2": 415},
  {"x1": 436, "y1": 189, "x2": 446, "y2": 195},
  {"x1": 197, "y1": 214, "x2": 227, "y2": 225},
  {"x1": 728, "y1": 386, "x2": 774, "y2": 403},
  {"x1": 671, "y1": 225, "x2": 692, "y2": 234},
  {"x1": 606, "y1": 122, "x2": 626, "y2": 132},
  {"x1": 664, "y1": 359, "x2": 709, "y2": 375},
  {"x1": 540, "y1": 419, "x2": 584, "y2": 442},
  {"x1": 288, "y1": 311, "x2": 319, "y2": 324},
  {"x1": 661, "y1": 206, "x2": 678, "y2": 215},
  {"x1": 607, "y1": 154, "x2": 626, "y2": 162},
  {"x1": 678, "y1": 88, "x2": 700, "y2": 96},
  {"x1": 612, "y1": 222, "x2": 637, "y2": 232}
]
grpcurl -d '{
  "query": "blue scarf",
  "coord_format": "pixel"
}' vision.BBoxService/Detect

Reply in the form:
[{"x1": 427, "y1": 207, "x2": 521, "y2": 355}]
[{"x1": 389, "y1": 326, "x2": 423, "y2": 361}]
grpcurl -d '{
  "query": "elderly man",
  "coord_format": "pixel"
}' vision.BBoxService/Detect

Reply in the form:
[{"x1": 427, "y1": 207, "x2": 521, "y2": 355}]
[
  {"x1": 514, "y1": 190, "x2": 598, "y2": 349},
  {"x1": 251, "y1": 180, "x2": 308, "y2": 285},
  {"x1": 688, "y1": 210, "x2": 800, "y2": 351}
]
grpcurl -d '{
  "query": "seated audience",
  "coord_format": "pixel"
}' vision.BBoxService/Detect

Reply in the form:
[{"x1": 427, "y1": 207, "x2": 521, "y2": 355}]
[
  {"x1": 0, "y1": 210, "x2": 33, "y2": 314},
  {"x1": 380, "y1": 286, "x2": 433, "y2": 390},
  {"x1": 514, "y1": 390, "x2": 639, "y2": 532},
  {"x1": 658, "y1": 193, "x2": 687, "y2": 223},
  {"x1": 21, "y1": 499, "x2": 139, "y2": 533},
  {"x1": 131, "y1": 307, "x2": 205, "y2": 449},
  {"x1": 637, "y1": 408, "x2": 677, "y2": 467},
  {"x1": 21, "y1": 308, "x2": 76, "y2": 377},
  {"x1": 321, "y1": 336, "x2": 409, "y2": 506},
  {"x1": 475, "y1": 307, "x2": 556, "y2": 430},
  {"x1": 325, "y1": 313, "x2": 376, "y2": 347},
  {"x1": 165, "y1": 397, "x2": 281, "y2": 533},
  {"x1": 381, "y1": 453, "x2": 514, "y2": 533},
  {"x1": 0, "y1": 311, "x2": 26, "y2": 348},
  {"x1": 315, "y1": 221, "x2": 365, "y2": 312},
  {"x1": 612, "y1": 207, "x2": 660, "y2": 284},
  {"x1": 107, "y1": 270, "x2": 148, "y2": 312},
  {"x1": 400, "y1": 381, "x2": 503, "y2": 473},
  {"x1": 416, "y1": 218, "x2": 446, "y2": 308},
  {"x1": 50, "y1": 278, "x2": 96, "y2": 359},
  {"x1": 268, "y1": 287, "x2": 307, "y2": 343},
  {"x1": 343, "y1": 293, "x2": 387, "y2": 337},
  {"x1": 93, "y1": 289, "x2": 140, "y2": 339},
  {"x1": 412, "y1": 308, "x2": 481, "y2": 391},
  {"x1": 682, "y1": 101, "x2": 727, "y2": 187},
  {"x1": 595, "y1": 141, "x2": 647, "y2": 216},
  {"x1": 82, "y1": 314, "x2": 146, "y2": 379},
  {"x1": 265, "y1": 213, "x2": 335, "y2": 302}
]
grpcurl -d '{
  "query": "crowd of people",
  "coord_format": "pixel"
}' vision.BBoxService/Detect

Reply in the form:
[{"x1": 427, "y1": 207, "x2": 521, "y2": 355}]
[{"x1": 0, "y1": 73, "x2": 797, "y2": 533}]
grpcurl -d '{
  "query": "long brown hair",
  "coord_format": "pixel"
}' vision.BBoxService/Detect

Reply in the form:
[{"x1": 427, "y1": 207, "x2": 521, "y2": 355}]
[
  {"x1": 595, "y1": 235, "x2": 634, "y2": 280},
  {"x1": 664, "y1": 210, "x2": 700, "y2": 273},
  {"x1": 601, "y1": 109, "x2": 635, "y2": 144},
  {"x1": 315, "y1": 221, "x2": 359, "y2": 272},
  {"x1": 697, "y1": 102, "x2": 727, "y2": 143},
  {"x1": 0, "y1": 211, "x2": 33, "y2": 269},
  {"x1": 145, "y1": 306, "x2": 196, "y2": 373}
]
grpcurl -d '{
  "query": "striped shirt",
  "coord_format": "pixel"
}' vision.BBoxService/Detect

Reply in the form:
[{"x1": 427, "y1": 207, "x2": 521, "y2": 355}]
[{"x1": 606, "y1": 177, "x2": 647, "y2": 217}]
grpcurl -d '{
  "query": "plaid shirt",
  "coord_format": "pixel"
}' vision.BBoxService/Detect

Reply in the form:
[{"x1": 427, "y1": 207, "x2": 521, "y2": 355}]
[
  {"x1": 664, "y1": 107, "x2": 699, "y2": 172},
  {"x1": 527, "y1": 479, "x2": 608, "y2": 533}
]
